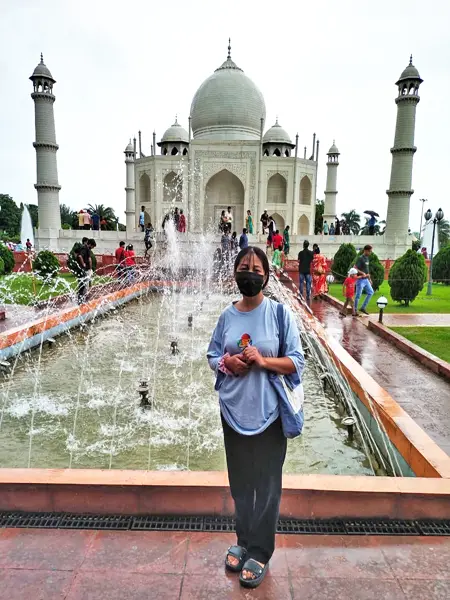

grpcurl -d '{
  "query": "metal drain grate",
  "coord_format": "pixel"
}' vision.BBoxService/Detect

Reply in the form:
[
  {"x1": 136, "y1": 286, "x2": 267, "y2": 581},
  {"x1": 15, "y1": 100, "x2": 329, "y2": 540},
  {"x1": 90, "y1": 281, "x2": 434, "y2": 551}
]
[
  {"x1": 204, "y1": 516, "x2": 236, "y2": 532},
  {"x1": 59, "y1": 514, "x2": 132, "y2": 530},
  {"x1": 416, "y1": 520, "x2": 450, "y2": 536},
  {"x1": 277, "y1": 519, "x2": 346, "y2": 535},
  {"x1": 344, "y1": 520, "x2": 420, "y2": 536},
  {"x1": 1, "y1": 512, "x2": 62, "y2": 528},
  {"x1": 131, "y1": 516, "x2": 203, "y2": 531}
]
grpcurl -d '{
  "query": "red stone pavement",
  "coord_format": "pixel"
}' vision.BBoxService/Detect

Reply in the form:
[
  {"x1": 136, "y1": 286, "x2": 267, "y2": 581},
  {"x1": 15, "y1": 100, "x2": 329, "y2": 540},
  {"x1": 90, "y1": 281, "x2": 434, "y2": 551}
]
[
  {"x1": 370, "y1": 313, "x2": 450, "y2": 327},
  {"x1": 0, "y1": 528, "x2": 449, "y2": 599}
]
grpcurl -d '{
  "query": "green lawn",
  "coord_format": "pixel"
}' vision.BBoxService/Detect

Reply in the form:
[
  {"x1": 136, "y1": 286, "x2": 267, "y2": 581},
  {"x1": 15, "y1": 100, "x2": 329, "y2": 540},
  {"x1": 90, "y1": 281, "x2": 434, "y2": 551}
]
[
  {"x1": 0, "y1": 273, "x2": 113, "y2": 305},
  {"x1": 390, "y1": 327, "x2": 450, "y2": 363},
  {"x1": 328, "y1": 281, "x2": 450, "y2": 314}
]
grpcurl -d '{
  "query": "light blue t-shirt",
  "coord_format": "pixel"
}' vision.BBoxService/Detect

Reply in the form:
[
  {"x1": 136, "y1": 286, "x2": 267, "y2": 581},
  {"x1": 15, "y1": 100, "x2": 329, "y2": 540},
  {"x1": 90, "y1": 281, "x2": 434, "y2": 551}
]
[{"x1": 207, "y1": 297, "x2": 304, "y2": 436}]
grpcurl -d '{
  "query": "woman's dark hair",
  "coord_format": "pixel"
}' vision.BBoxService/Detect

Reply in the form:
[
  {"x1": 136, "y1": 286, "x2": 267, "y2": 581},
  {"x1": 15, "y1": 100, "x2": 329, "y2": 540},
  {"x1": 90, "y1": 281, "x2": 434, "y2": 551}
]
[
  {"x1": 314, "y1": 247, "x2": 320, "y2": 254},
  {"x1": 233, "y1": 246, "x2": 270, "y2": 289},
  {"x1": 232, "y1": 231, "x2": 237, "y2": 239},
  {"x1": 127, "y1": 244, "x2": 133, "y2": 251}
]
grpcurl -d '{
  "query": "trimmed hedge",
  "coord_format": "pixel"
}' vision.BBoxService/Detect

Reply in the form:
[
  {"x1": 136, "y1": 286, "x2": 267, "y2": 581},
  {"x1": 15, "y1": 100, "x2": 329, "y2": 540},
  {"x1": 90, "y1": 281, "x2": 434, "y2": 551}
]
[
  {"x1": 388, "y1": 249, "x2": 427, "y2": 305},
  {"x1": 331, "y1": 243, "x2": 357, "y2": 282},
  {"x1": 0, "y1": 244, "x2": 15, "y2": 275},
  {"x1": 432, "y1": 244, "x2": 450, "y2": 285},
  {"x1": 33, "y1": 250, "x2": 60, "y2": 279}
]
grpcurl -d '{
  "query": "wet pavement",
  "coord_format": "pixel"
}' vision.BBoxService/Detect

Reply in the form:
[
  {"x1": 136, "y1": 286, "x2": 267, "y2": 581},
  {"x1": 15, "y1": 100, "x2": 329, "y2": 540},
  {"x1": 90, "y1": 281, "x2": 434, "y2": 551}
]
[
  {"x1": 372, "y1": 313, "x2": 450, "y2": 327},
  {"x1": 311, "y1": 300, "x2": 450, "y2": 457},
  {"x1": 0, "y1": 528, "x2": 449, "y2": 599}
]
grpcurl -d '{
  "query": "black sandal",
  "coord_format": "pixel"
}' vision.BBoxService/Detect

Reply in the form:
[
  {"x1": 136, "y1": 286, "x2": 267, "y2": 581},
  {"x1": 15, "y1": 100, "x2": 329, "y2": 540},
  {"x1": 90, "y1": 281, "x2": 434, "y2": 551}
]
[
  {"x1": 225, "y1": 545, "x2": 248, "y2": 572},
  {"x1": 239, "y1": 558, "x2": 269, "y2": 588}
]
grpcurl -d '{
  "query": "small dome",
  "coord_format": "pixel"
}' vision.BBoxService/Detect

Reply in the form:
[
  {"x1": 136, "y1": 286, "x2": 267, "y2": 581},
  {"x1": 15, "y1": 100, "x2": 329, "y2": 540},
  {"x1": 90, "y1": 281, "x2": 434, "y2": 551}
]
[
  {"x1": 190, "y1": 41, "x2": 266, "y2": 140},
  {"x1": 397, "y1": 56, "x2": 422, "y2": 83},
  {"x1": 124, "y1": 140, "x2": 134, "y2": 153},
  {"x1": 30, "y1": 53, "x2": 55, "y2": 82},
  {"x1": 328, "y1": 141, "x2": 339, "y2": 154},
  {"x1": 263, "y1": 120, "x2": 293, "y2": 145},
  {"x1": 160, "y1": 118, "x2": 189, "y2": 144}
]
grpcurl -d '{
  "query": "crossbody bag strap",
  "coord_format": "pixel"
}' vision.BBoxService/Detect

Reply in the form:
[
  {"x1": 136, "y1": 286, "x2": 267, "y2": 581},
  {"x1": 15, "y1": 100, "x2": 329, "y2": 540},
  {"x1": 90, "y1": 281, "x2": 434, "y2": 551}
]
[{"x1": 276, "y1": 302, "x2": 285, "y2": 358}]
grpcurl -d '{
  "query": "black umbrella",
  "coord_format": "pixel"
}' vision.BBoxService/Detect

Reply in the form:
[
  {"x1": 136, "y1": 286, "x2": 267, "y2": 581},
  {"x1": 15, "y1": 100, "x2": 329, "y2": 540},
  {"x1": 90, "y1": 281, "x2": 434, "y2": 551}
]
[{"x1": 364, "y1": 210, "x2": 379, "y2": 217}]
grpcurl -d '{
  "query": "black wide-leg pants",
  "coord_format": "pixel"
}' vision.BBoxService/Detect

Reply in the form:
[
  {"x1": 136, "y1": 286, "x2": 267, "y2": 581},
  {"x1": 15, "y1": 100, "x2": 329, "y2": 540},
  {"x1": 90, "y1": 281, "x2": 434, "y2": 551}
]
[{"x1": 221, "y1": 414, "x2": 287, "y2": 564}]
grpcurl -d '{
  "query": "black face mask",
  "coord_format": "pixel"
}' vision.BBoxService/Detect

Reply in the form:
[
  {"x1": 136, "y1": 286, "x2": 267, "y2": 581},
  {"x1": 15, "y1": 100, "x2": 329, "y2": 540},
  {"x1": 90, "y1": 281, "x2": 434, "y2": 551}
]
[{"x1": 235, "y1": 271, "x2": 265, "y2": 297}]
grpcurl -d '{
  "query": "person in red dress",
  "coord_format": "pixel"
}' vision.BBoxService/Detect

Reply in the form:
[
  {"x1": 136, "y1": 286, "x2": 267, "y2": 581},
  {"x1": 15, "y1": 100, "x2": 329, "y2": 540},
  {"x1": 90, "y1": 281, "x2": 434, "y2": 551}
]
[
  {"x1": 311, "y1": 245, "x2": 328, "y2": 298},
  {"x1": 177, "y1": 209, "x2": 186, "y2": 233}
]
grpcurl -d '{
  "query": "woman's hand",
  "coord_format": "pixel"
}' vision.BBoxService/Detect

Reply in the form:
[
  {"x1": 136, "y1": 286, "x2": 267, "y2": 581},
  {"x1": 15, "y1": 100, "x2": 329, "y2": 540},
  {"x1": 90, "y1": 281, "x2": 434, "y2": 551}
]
[
  {"x1": 242, "y1": 346, "x2": 266, "y2": 369},
  {"x1": 224, "y1": 353, "x2": 250, "y2": 376}
]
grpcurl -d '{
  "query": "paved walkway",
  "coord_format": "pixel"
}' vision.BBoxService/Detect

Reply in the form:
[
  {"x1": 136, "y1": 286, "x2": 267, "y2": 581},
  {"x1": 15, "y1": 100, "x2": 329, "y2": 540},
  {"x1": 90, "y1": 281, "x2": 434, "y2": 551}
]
[
  {"x1": 311, "y1": 300, "x2": 450, "y2": 457},
  {"x1": 371, "y1": 313, "x2": 450, "y2": 327},
  {"x1": 0, "y1": 528, "x2": 449, "y2": 599}
]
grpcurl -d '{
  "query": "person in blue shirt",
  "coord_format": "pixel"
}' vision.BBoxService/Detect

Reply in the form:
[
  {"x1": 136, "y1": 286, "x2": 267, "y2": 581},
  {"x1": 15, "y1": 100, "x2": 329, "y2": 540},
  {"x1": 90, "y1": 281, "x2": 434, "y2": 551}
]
[
  {"x1": 368, "y1": 215, "x2": 376, "y2": 235},
  {"x1": 239, "y1": 228, "x2": 248, "y2": 250},
  {"x1": 207, "y1": 246, "x2": 304, "y2": 589}
]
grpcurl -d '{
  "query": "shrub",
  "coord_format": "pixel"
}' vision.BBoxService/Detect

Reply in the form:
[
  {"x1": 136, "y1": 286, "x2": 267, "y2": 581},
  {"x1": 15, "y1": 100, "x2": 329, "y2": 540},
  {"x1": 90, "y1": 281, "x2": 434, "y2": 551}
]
[
  {"x1": 357, "y1": 249, "x2": 385, "y2": 291},
  {"x1": 0, "y1": 243, "x2": 15, "y2": 274},
  {"x1": 331, "y1": 243, "x2": 357, "y2": 282},
  {"x1": 0, "y1": 257, "x2": 5, "y2": 276},
  {"x1": 432, "y1": 244, "x2": 450, "y2": 285},
  {"x1": 61, "y1": 223, "x2": 71, "y2": 230},
  {"x1": 33, "y1": 250, "x2": 60, "y2": 279},
  {"x1": 412, "y1": 239, "x2": 421, "y2": 252},
  {"x1": 388, "y1": 249, "x2": 427, "y2": 305}
]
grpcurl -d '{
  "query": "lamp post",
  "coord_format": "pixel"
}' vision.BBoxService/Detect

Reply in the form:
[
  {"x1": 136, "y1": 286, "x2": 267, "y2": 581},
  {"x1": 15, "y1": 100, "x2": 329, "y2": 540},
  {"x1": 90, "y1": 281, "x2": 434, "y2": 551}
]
[
  {"x1": 424, "y1": 208, "x2": 444, "y2": 296},
  {"x1": 376, "y1": 296, "x2": 388, "y2": 323},
  {"x1": 419, "y1": 198, "x2": 427, "y2": 240}
]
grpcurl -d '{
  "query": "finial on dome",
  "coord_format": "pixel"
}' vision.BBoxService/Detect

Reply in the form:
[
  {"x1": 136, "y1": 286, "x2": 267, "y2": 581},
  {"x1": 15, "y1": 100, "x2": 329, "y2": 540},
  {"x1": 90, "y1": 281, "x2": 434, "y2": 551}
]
[
  {"x1": 174, "y1": 114, "x2": 178, "y2": 124},
  {"x1": 227, "y1": 38, "x2": 231, "y2": 59},
  {"x1": 409, "y1": 54, "x2": 413, "y2": 65},
  {"x1": 40, "y1": 53, "x2": 44, "y2": 64},
  {"x1": 275, "y1": 116, "x2": 279, "y2": 125}
]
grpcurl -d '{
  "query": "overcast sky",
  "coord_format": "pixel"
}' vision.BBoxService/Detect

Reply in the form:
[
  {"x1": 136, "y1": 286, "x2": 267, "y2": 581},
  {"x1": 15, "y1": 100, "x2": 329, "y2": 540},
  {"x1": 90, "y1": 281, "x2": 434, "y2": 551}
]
[{"x1": 1, "y1": 0, "x2": 449, "y2": 231}]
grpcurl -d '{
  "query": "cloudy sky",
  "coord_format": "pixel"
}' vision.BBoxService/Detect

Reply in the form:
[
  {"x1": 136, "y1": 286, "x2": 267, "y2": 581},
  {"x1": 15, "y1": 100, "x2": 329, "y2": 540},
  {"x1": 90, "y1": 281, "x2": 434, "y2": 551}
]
[{"x1": 1, "y1": 0, "x2": 448, "y2": 231}]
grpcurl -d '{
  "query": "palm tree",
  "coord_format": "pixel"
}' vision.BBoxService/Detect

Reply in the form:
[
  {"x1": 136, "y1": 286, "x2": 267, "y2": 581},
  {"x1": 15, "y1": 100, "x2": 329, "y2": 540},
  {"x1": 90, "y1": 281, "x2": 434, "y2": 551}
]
[
  {"x1": 87, "y1": 204, "x2": 118, "y2": 230},
  {"x1": 341, "y1": 210, "x2": 361, "y2": 235},
  {"x1": 438, "y1": 219, "x2": 450, "y2": 248}
]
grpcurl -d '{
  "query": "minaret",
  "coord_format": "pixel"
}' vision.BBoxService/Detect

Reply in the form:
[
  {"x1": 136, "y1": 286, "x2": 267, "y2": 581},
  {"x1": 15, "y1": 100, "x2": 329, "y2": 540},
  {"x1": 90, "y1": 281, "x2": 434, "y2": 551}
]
[
  {"x1": 323, "y1": 141, "x2": 340, "y2": 226},
  {"x1": 385, "y1": 57, "x2": 423, "y2": 240},
  {"x1": 30, "y1": 54, "x2": 61, "y2": 232},
  {"x1": 124, "y1": 140, "x2": 136, "y2": 231}
]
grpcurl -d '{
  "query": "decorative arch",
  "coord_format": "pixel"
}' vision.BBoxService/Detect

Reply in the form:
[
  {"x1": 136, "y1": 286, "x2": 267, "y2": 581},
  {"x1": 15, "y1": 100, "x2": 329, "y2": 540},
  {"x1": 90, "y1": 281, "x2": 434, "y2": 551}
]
[
  {"x1": 271, "y1": 212, "x2": 285, "y2": 232},
  {"x1": 182, "y1": 148, "x2": 188, "y2": 156},
  {"x1": 273, "y1": 148, "x2": 281, "y2": 157},
  {"x1": 139, "y1": 173, "x2": 151, "y2": 204},
  {"x1": 171, "y1": 147, "x2": 179, "y2": 155},
  {"x1": 298, "y1": 214, "x2": 309, "y2": 235},
  {"x1": 204, "y1": 169, "x2": 245, "y2": 231},
  {"x1": 163, "y1": 171, "x2": 182, "y2": 204},
  {"x1": 267, "y1": 173, "x2": 287, "y2": 204},
  {"x1": 299, "y1": 175, "x2": 312, "y2": 205}
]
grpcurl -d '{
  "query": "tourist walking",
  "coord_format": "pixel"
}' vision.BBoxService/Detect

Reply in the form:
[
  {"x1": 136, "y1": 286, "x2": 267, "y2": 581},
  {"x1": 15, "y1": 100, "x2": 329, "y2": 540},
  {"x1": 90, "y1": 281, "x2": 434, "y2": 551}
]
[
  {"x1": 75, "y1": 238, "x2": 96, "y2": 304},
  {"x1": 115, "y1": 241, "x2": 126, "y2": 279},
  {"x1": 225, "y1": 206, "x2": 233, "y2": 233},
  {"x1": 354, "y1": 244, "x2": 374, "y2": 315},
  {"x1": 260, "y1": 210, "x2": 269, "y2": 234},
  {"x1": 219, "y1": 210, "x2": 227, "y2": 233},
  {"x1": 25, "y1": 239, "x2": 32, "y2": 253},
  {"x1": 139, "y1": 206, "x2": 145, "y2": 232},
  {"x1": 239, "y1": 228, "x2": 249, "y2": 250},
  {"x1": 77, "y1": 210, "x2": 85, "y2": 230},
  {"x1": 272, "y1": 247, "x2": 284, "y2": 270},
  {"x1": 272, "y1": 229, "x2": 283, "y2": 251},
  {"x1": 311, "y1": 245, "x2": 328, "y2": 298},
  {"x1": 144, "y1": 223, "x2": 154, "y2": 259},
  {"x1": 83, "y1": 211, "x2": 91, "y2": 230},
  {"x1": 207, "y1": 246, "x2": 304, "y2": 589},
  {"x1": 124, "y1": 244, "x2": 136, "y2": 282},
  {"x1": 283, "y1": 226, "x2": 290, "y2": 256},
  {"x1": 335, "y1": 219, "x2": 341, "y2": 235},
  {"x1": 246, "y1": 210, "x2": 254, "y2": 234},
  {"x1": 329, "y1": 223, "x2": 335, "y2": 236},
  {"x1": 266, "y1": 216, "x2": 276, "y2": 254},
  {"x1": 91, "y1": 211, "x2": 100, "y2": 231},
  {"x1": 231, "y1": 231, "x2": 239, "y2": 256},
  {"x1": 368, "y1": 215, "x2": 376, "y2": 235},
  {"x1": 297, "y1": 240, "x2": 314, "y2": 303},
  {"x1": 340, "y1": 268, "x2": 361, "y2": 316},
  {"x1": 177, "y1": 209, "x2": 186, "y2": 233},
  {"x1": 323, "y1": 220, "x2": 329, "y2": 235}
]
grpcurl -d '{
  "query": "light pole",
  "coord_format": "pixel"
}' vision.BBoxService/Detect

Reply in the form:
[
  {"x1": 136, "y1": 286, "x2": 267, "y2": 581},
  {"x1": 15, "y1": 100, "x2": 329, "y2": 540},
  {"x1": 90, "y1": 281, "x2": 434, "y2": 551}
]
[
  {"x1": 376, "y1": 296, "x2": 388, "y2": 324},
  {"x1": 424, "y1": 208, "x2": 444, "y2": 296},
  {"x1": 419, "y1": 198, "x2": 427, "y2": 240}
]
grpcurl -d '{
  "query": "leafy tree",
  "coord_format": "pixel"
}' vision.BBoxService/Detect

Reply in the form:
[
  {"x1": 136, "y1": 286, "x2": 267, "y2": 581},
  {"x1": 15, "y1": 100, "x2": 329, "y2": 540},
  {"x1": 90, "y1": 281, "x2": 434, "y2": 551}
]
[
  {"x1": 0, "y1": 243, "x2": 15, "y2": 274},
  {"x1": 341, "y1": 209, "x2": 361, "y2": 235},
  {"x1": 0, "y1": 257, "x2": 5, "y2": 276},
  {"x1": 432, "y1": 245, "x2": 450, "y2": 285},
  {"x1": 438, "y1": 219, "x2": 450, "y2": 249},
  {"x1": 0, "y1": 194, "x2": 21, "y2": 236},
  {"x1": 357, "y1": 249, "x2": 385, "y2": 291},
  {"x1": 87, "y1": 204, "x2": 117, "y2": 230},
  {"x1": 314, "y1": 199, "x2": 324, "y2": 234},
  {"x1": 331, "y1": 243, "x2": 357, "y2": 282},
  {"x1": 60, "y1": 204, "x2": 78, "y2": 229},
  {"x1": 33, "y1": 250, "x2": 60, "y2": 279},
  {"x1": 388, "y1": 249, "x2": 427, "y2": 306}
]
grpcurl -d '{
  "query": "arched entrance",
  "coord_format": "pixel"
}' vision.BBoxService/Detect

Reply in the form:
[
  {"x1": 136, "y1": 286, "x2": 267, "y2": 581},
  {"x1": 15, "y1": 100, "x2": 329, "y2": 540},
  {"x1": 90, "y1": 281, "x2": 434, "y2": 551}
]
[
  {"x1": 300, "y1": 176, "x2": 312, "y2": 205},
  {"x1": 298, "y1": 215, "x2": 309, "y2": 235},
  {"x1": 204, "y1": 169, "x2": 245, "y2": 231},
  {"x1": 267, "y1": 174, "x2": 287, "y2": 204},
  {"x1": 139, "y1": 173, "x2": 151, "y2": 204},
  {"x1": 271, "y1": 212, "x2": 285, "y2": 232}
]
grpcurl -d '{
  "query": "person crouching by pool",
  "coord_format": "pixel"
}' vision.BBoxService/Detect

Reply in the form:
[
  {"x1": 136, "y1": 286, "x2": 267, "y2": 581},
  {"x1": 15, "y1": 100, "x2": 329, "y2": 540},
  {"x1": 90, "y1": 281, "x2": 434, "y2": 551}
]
[{"x1": 207, "y1": 246, "x2": 304, "y2": 589}]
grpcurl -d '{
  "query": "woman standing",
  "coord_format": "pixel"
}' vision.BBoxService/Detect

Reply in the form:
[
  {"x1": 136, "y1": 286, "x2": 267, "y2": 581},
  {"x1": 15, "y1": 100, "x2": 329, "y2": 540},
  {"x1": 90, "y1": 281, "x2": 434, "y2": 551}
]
[
  {"x1": 177, "y1": 209, "x2": 186, "y2": 233},
  {"x1": 207, "y1": 247, "x2": 304, "y2": 589},
  {"x1": 219, "y1": 210, "x2": 227, "y2": 233},
  {"x1": 283, "y1": 225, "x2": 290, "y2": 257},
  {"x1": 245, "y1": 209, "x2": 254, "y2": 234},
  {"x1": 311, "y1": 244, "x2": 328, "y2": 298},
  {"x1": 124, "y1": 244, "x2": 136, "y2": 282}
]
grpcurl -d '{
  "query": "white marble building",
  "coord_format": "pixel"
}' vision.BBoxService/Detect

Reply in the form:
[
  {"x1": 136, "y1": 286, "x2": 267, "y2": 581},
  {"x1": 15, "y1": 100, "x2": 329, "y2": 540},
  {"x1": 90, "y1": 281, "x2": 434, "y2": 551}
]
[{"x1": 131, "y1": 42, "x2": 318, "y2": 236}]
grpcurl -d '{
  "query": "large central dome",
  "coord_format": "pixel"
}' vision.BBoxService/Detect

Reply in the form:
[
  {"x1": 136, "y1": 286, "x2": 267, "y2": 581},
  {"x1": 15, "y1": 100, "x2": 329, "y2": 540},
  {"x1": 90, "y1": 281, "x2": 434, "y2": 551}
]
[{"x1": 190, "y1": 45, "x2": 266, "y2": 141}]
